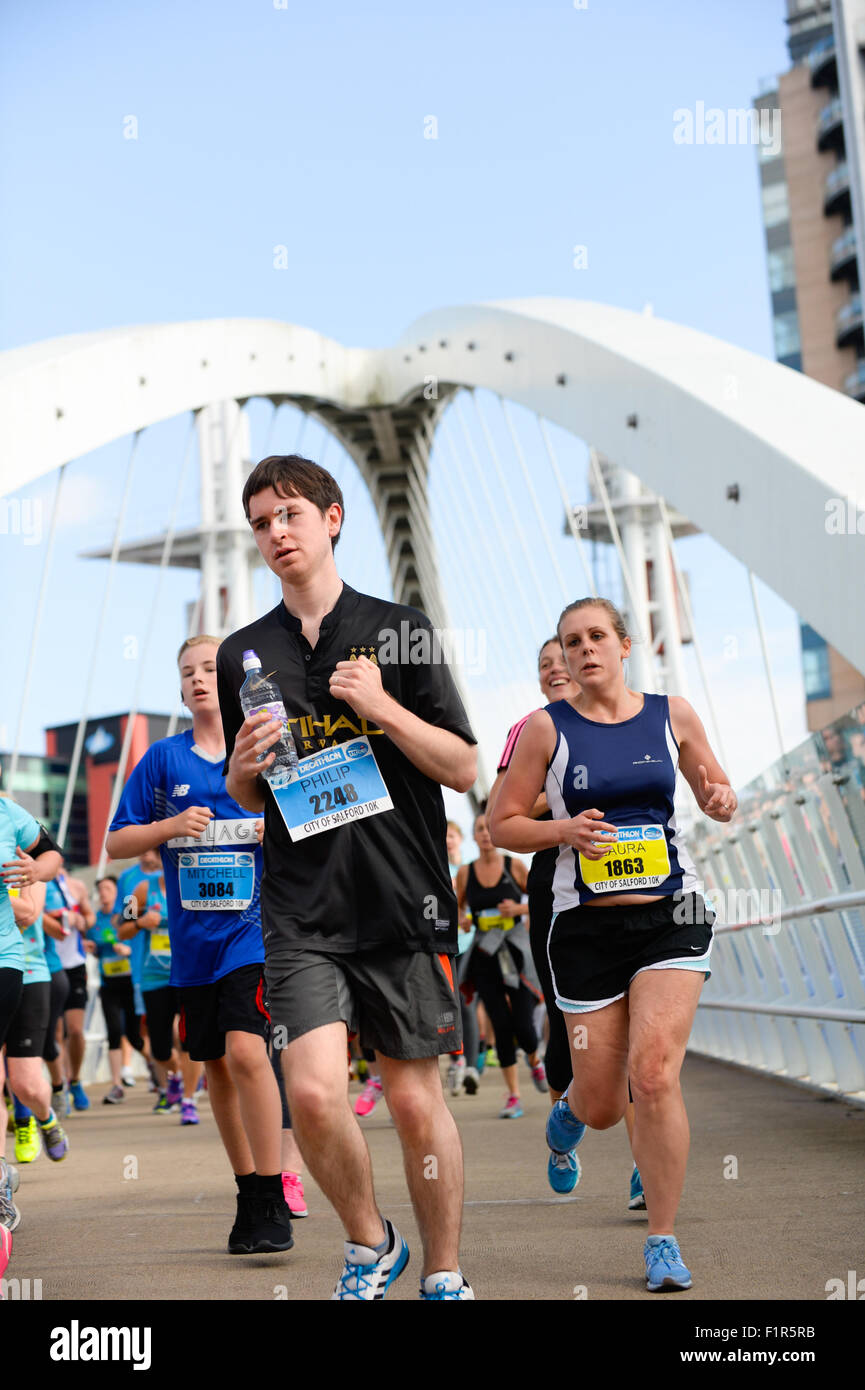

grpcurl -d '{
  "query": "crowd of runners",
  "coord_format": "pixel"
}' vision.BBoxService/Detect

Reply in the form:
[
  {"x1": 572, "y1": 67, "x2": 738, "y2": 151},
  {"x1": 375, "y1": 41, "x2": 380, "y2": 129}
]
[{"x1": 0, "y1": 451, "x2": 737, "y2": 1299}]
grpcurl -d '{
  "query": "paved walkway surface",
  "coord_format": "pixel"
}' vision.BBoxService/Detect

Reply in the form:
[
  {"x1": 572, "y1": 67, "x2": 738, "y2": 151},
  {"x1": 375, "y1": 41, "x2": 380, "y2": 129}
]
[{"x1": 6, "y1": 1054, "x2": 864, "y2": 1301}]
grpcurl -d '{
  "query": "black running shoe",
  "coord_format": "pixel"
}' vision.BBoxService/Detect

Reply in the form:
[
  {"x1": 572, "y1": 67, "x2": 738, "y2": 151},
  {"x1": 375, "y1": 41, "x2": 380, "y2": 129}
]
[{"x1": 228, "y1": 1193, "x2": 294, "y2": 1254}]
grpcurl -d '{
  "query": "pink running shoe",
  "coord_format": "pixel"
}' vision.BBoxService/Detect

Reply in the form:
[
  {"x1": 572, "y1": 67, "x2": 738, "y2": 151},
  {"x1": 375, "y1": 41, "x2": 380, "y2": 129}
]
[
  {"x1": 531, "y1": 1061, "x2": 548, "y2": 1094},
  {"x1": 0, "y1": 1225, "x2": 11, "y2": 1290},
  {"x1": 354, "y1": 1078, "x2": 383, "y2": 1118},
  {"x1": 282, "y1": 1171, "x2": 308, "y2": 1218}
]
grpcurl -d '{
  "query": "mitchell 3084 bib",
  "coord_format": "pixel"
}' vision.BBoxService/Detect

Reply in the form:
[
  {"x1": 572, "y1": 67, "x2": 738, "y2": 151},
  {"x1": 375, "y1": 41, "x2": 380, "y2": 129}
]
[
  {"x1": 167, "y1": 818, "x2": 260, "y2": 911},
  {"x1": 543, "y1": 693, "x2": 699, "y2": 912}
]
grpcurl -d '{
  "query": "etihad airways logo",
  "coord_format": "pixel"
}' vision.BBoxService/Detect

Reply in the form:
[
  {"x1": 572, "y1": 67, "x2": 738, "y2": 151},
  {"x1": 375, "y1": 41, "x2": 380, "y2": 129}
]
[{"x1": 286, "y1": 712, "x2": 384, "y2": 755}]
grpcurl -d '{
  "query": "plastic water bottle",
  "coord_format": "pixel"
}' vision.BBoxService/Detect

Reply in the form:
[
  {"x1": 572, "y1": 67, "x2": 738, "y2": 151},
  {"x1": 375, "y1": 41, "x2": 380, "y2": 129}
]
[{"x1": 239, "y1": 650, "x2": 300, "y2": 788}]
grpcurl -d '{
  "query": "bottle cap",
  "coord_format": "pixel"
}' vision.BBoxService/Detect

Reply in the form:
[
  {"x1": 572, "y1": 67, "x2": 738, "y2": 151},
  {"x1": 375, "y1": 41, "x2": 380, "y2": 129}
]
[{"x1": 242, "y1": 649, "x2": 261, "y2": 670}]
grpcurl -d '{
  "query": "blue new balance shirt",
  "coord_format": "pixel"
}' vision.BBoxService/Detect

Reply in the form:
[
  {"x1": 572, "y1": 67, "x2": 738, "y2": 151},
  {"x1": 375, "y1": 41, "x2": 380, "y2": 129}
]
[{"x1": 109, "y1": 730, "x2": 264, "y2": 988}]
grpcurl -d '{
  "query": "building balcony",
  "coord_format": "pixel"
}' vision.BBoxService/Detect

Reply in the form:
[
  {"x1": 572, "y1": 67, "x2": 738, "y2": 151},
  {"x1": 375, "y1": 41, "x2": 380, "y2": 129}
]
[
  {"x1": 830, "y1": 226, "x2": 858, "y2": 281},
  {"x1": 808, "y1": 35, "x2": 838, "y2": 88},
  {"x1": 824, "y1": 162, "x2": 851, "y2": 217},
  {"x1": 843, "y1": 359, "x2": 865, "y2": 403},
  {"x1": 817, "y1": 97, "x2": 845, "y2": 151},
  {"x1": 836, "y1": 294, "x2": 864, "y2": 348}
]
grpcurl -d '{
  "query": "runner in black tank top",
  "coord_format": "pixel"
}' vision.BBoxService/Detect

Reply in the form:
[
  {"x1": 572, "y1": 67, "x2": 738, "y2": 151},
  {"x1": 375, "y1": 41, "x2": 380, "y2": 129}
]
[
  {"x1": 455, "y1": 812, "x2": 545, "y2": 1119},
  {"x1": 490, "y1": 598, "x2": 737, "y2": 1294}
]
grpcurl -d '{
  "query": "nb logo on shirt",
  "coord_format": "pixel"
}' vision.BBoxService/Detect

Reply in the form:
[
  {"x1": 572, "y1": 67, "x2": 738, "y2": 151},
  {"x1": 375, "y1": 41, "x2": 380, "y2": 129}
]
[{"x1": 172, "y1": 785, "x2": 190, "y2": 797}]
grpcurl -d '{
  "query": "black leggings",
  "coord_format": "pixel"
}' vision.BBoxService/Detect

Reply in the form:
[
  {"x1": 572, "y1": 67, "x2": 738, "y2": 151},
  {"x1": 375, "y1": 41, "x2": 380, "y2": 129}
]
[
  {"x1": 468, "y1": 945, "x2": 538, "y2": 1070},
  {"x1": 528, "y1": 886, "x2": 573, "y2": 1094},
  {"x1": 142, "y1": 986, "x2": 177, "y2": 1063},
  {"x1": 100, "y1": 978, "x2": 145, "y2": 1052},
  {"x1": 0, "y1": 968, "x2": 23, "y2": 1050},
  {"x1": 42, "y1": 969, "x2": 70, "y2": 1064}
]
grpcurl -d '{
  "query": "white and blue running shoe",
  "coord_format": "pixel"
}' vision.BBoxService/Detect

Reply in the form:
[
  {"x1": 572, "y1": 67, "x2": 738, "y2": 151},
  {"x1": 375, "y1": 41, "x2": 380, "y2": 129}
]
[
  {"x1": 547, "y1": 1147, "x2": 582, "y2": 1194},
  {"x1": 644, "y1": 1235, "x2": 692, "y2": 1291},
  {"x1": 545, "y1": 1097, "x2": 587, "y2": 1155},
  {"x1": 419, "y1": 1271, "x2": 475, "y2": 1300},
  {"x1": 331, "y1": 1218, "x2": 409, "y2": 1300},
  {"x1": 628, "y1": 1164, "x2": 646, "y2": 1210}
]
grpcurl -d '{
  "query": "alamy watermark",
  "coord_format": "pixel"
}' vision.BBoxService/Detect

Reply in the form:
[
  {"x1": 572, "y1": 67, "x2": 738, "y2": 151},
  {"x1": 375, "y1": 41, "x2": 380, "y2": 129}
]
[
  {"x1": 376, "y1": 621, "x2": 486, "y2": 676},
  {"x1": 675, "y1": 886, "x2": 784, "y2": 935},
  {"x1": 0, "y1": 498, "x2": 43, "y2": 546},
  {"x1": 673, "y1": 102, "x2": 781, "y2": 157},
  {"x1": 825, "y1": 498, "x2": 865, "y2": 535}
]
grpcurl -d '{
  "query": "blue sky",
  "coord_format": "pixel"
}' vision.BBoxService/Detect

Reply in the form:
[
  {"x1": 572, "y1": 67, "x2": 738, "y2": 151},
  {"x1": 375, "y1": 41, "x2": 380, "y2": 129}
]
[{"x1": 0, "y1": 0, "x2": 807, "y2": 828}]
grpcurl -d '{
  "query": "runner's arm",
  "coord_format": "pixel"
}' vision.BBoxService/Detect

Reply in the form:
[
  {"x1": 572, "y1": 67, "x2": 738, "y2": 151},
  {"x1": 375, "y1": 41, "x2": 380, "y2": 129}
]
[
  {"x1": 10, "y1": 880, "x2": 46, "y2": 930},
  {"x1": 669, "y1": 697, "x2": 737, "y2": 823},
  {"x1": 368, "y1": 697, "x2": 476, "y2": 793},
  {"x1": 106, "y1": 819, "x2": 181, "y2": 858},
  {"x1": 330, "y1": 656, "x2": 476, "y2": 793},
  {"x1": 490, "y1": 712, "x2": 618, "y2": 858},
  {"x1": 486, "y1": 768, "x2": 547, "y2": 824},
  {"x1": 488, "y1": 713, "x2": 564, "y2": 851},
  {"x1": 455, "y1": 863, "x2": 472, "y2": 928},
  {"x1": 42, "y1": 910, "x2": 66, "y2": 941}
]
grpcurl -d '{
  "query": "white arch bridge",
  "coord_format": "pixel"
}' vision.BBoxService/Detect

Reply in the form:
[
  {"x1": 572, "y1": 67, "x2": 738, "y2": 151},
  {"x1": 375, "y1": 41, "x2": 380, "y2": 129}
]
[{"x1": 2, "y1": 297, "x2": 865, "y2": 1103}]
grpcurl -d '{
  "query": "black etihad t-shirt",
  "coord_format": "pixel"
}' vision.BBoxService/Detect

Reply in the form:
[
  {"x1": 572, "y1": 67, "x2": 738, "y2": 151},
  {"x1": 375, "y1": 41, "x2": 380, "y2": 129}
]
[{"x1": 216, "y1": 584, "x2": 477, "y2": 955}]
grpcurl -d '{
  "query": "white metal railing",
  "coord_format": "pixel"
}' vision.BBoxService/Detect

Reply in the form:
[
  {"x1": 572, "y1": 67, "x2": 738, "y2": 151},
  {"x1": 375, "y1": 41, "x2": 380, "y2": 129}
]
[{"x1": 689, "y1": 712, "x2": 865, "y2": 1103}]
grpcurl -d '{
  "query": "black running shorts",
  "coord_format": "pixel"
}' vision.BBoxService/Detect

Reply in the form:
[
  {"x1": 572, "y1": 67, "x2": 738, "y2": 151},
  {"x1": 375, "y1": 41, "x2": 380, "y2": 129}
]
[
  {"x1": 548, "y1": 892, "x2": 714, "y2": 1015},
  {"x1": 0, "y1": 968, "x2": 24, "y2": 1050},
  {"x1": 5, "y1": 980, "x2": 51, "y2": 1058},
  {"x1": 177, "y1": 963, "x2": 270, "y2": 1061},
  {"x1": 266, "y1": 946, "x2": 462, "y2": 1060},
  {"x1": 64, "y1": 963, "x2": 88, "y2": 1011}
]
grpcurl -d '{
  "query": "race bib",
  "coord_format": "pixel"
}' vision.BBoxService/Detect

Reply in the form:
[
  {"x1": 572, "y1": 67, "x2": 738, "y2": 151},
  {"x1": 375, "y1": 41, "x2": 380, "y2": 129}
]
[
  {"x1": 269, "y1": 737, "x2": 393, "y2": 842},
  {"x1": 475, "y1": 910, "x2": 515, "y2": 932},
  {"x1": 178, "y1": 850, "x2": 256, "y2": 911},
  {"x1": 103, "y1": 957, "x2": 131, "y2": 977},
  {"x1": 579, "y1": 824, "x2": 671, "y2": 895},
  {"x1": 150, "y1": 933, "x2": 171, "y2": 953}
]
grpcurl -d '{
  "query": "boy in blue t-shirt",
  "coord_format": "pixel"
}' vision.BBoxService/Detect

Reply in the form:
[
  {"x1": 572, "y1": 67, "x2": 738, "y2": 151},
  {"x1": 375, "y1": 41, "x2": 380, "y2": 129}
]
[{"x1": 106, "y1": 636, "x2": 293, "y2": 1256}]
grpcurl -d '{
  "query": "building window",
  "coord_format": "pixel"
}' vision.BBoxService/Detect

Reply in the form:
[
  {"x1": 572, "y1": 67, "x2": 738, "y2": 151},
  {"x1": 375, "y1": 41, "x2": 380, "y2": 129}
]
[
  {"x1": 762, "y1": 182, "x2": 790, "y2": 228},
  {"x1": 767, "y1": 245, "x2": 796, "y2": 292},
  {"x1": 801, "y1": 624, "x2": 832, "y2": 701},
  {"x1": 773, "y1": 310, "x2": 801, "y2": 358}
]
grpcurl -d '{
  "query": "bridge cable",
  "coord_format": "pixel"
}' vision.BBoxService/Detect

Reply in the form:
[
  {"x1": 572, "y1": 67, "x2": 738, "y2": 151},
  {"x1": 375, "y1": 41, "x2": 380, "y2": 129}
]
[
  {"x1": 657, "y1": 497, "x2": 729, "y2": 773},
  {"x1": 496, "y1": 396, "x2": 571, "y2": 605},
  {"x1": 535, "y1": 416, "x2": 596, "y2": 597},
  {"x1": 6, "y1": 463, "x2": 69, "y2": 797},
  {"x1": 451, "y1": 394, "x2": 549, "y2": 655},
  {"x1": 469, "y1": 391, "x2": 553, "y2": 616},
  {"x1": 408, "y1": 444, "x2": 509, "y2": 787},
  {"x1": 428, "y1": 412, "x2": 539, "y2": 678},
  {"x1": 747, "y1": 568, "x2": 787, "y2": 769},
  {"x1": 413, "y1": 435, "x2": 519, "y2": 757},
  {"x1": 58, "y1": 430, "x2": 143, "y2": 851},
  {"x1": 97, "y1": 415, "x2": 198, "y2": 876}
]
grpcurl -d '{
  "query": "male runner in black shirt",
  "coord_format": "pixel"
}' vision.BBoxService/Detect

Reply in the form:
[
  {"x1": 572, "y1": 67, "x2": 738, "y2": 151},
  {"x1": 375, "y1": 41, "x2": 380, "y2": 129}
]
[{"x1": 218, "y1": 453, "x2": 478, "y2": 1300}]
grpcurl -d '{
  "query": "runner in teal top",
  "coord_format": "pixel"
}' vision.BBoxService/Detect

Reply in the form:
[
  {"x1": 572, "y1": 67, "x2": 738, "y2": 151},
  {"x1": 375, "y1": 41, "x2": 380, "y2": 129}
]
[{"x1": 0, "y1": 798, "x2": 42, "y2": 973}]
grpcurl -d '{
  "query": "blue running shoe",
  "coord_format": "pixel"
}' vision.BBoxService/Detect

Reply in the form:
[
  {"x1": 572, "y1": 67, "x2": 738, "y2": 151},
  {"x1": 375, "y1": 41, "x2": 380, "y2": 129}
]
[
  {"x1": 419, "y1": 1271, "x2": 475, "y2": 1300},
  {"x1": 331, "y1": 1219, "x2": 409, "y2": 1300},
  {"x1": 69, "y1": 1082, "x2": 89, "y2": 1112},
  {"x1": 629, "y1": 1164, "x2": 646, "y2": 1210},
  {"x1": 545, "y1": 1097, "x2": 587, "y2": 1155},
  {"x1": 644, "y1": 1235, "x2": 692, "y2": 1291},
  {"x1": 547, "y1": 1147, "x2": 582, "y2": 1194}
]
